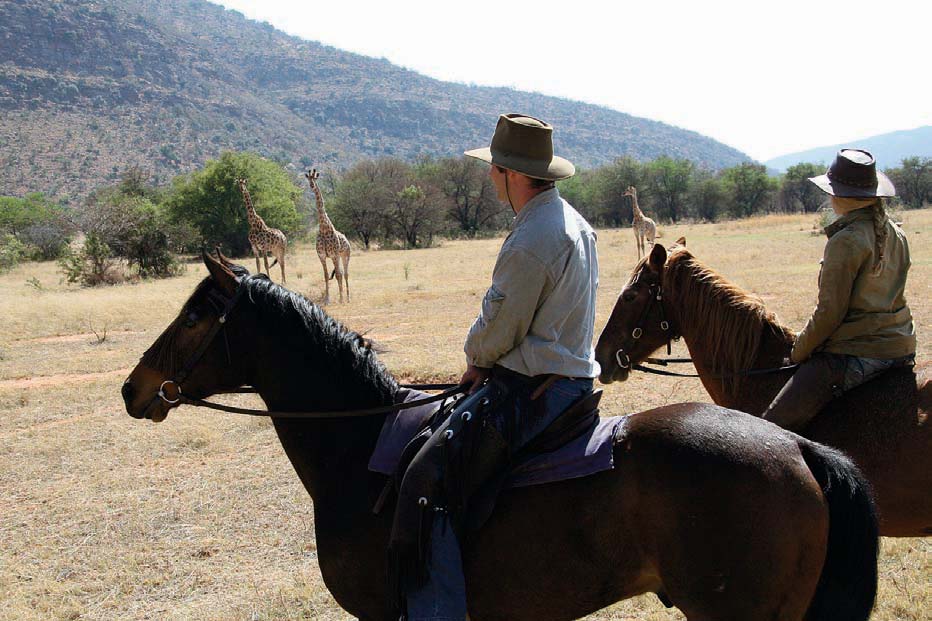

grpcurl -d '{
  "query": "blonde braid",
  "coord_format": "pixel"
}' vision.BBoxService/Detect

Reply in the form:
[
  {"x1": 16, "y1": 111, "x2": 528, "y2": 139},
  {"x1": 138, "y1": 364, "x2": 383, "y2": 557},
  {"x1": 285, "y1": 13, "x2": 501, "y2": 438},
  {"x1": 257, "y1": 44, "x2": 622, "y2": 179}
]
[{"x1": 870, "y1": 199, "x2": 888, "y2": 276}]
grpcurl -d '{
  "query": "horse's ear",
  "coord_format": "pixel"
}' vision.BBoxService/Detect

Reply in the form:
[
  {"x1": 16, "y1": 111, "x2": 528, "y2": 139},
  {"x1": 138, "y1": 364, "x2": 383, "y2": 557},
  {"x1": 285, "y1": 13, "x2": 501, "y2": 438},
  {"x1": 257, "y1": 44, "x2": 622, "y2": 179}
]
[
  {"x1": 202, "y1": 250, "x2": 238, "y2": 296},
  {"x1": 675, "y1": 236, "x2": 686, "y2": 247},
  {"x1": 214, "y1": 246, "x2": 237, "y2": 269},
  {"x1": 648, "y1": 241, "x2": 667, "y2": 273}
]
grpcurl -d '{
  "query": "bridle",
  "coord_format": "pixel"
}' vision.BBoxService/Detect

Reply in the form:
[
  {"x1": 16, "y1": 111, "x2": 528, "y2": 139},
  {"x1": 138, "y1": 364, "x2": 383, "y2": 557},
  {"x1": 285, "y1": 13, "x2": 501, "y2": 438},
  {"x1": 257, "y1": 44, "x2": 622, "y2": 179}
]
[
  {"x1": 612, "y1": 280, "x2": 678, "y2": 374},
  {"x1": 138, "y1": 276, "x2": 464, "y2": 420},
  {"x1": 610, "y1": 278, "x2": 797, "y2": 380}
]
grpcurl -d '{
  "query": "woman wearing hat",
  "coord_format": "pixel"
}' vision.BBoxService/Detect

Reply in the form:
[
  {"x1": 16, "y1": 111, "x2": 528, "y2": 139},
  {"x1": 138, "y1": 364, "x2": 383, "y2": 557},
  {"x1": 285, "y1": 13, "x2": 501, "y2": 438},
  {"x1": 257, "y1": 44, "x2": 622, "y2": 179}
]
[
  {"x1": 390, "y1": 114, "x2": 600, "y2": 621},
  {"x1": 763, "y1": 149, "x2": 916, "y2": 430}
]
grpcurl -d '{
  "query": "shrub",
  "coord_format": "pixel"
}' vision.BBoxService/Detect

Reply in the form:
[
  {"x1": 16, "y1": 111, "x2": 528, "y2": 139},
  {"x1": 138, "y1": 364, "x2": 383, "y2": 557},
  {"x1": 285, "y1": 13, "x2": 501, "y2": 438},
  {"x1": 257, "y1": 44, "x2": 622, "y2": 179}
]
[
  {"x1": 58, "y1": 233, "x2": 123, "y2": 286},
  {"x1": 0, "y1": 234, "x2": 27, "y2": 271}
]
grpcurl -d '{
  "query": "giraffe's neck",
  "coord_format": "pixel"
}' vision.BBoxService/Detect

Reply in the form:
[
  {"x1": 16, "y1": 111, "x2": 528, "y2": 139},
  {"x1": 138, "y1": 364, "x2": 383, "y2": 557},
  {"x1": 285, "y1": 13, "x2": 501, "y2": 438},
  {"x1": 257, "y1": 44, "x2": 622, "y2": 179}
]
[
  {"x1": 240, "y1": 186, "x2": 266, "y2": 231},
  {"x1": 631, "y1": 197, "x2": 644, "y2": 223},
  {"x1": 310, "y1": 182, "x2": 334, "y2": 234}
]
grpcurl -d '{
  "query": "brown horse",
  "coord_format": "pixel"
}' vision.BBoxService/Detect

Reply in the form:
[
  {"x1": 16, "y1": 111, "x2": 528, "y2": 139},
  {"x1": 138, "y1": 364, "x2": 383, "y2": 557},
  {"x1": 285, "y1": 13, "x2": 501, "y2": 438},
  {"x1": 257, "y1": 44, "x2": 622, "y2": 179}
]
[
  {"x1": 122, "y1": 253, "x2": 879, "y2": 621},
  {"x1": 595, "y1": 239, "x2": 932, "y2": 537}
]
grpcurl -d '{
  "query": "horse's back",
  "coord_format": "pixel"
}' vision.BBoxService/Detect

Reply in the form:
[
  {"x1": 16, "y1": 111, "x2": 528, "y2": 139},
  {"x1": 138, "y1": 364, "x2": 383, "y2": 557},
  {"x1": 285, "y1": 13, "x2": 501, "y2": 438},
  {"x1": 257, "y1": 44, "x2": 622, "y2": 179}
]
[{"x1": 804, "y1": 363, "x2": 932, "y2": 535}]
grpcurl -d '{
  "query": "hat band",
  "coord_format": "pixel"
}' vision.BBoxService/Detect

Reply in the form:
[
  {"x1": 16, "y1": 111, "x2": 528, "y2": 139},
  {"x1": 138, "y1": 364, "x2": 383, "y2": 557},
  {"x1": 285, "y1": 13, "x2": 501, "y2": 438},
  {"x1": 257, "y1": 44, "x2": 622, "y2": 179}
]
[{"x1": 827, "y1": 169, "x2": 876, "y2": 188}]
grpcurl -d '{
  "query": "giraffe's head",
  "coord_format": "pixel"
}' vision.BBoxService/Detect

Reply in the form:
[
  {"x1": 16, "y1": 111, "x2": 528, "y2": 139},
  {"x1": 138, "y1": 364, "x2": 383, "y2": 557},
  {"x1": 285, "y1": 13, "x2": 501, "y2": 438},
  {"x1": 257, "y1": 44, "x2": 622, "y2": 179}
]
[
  {"x1": 236, "y1": 178, "x2": 248, "y2": 190},
  {"x1": 305, "y1": 168, "x2": 320, "y2": 185},
  {"x1": 623, "y1": 185, "x2": 637, "y2": 198}
]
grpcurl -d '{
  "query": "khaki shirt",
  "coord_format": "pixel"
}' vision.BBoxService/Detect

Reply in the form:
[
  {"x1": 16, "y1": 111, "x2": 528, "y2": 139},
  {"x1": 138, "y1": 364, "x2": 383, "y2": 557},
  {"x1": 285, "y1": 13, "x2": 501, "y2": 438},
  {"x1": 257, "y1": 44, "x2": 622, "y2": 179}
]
[
  {"x1": 792, "y1": 208, "x2": 916, "y2": 362},
  {"x1": 464, "y1": 188, "x2": 600, "y2": 378}
]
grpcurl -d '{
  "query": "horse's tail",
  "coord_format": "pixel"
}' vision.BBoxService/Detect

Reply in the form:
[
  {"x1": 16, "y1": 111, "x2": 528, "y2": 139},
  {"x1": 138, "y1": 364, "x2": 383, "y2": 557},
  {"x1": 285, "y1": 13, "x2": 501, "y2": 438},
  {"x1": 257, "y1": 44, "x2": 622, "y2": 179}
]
[
  {"x1": 329, "y1": 268, "x2": 336, "y2": 280},
  {"x1": 268, "y1": 258, "x2": 279, "y2": 269},
  {"x1": 799, "y1": 439, "x2": 879, "y2": 621}
]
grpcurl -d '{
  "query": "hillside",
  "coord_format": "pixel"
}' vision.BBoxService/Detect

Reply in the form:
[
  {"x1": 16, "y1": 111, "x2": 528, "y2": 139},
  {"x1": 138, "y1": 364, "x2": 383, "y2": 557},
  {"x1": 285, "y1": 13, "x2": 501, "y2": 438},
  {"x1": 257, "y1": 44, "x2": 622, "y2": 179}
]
[
  {"x1": 0, "y1": 0, "x2": 751, "y2": 203},
  {"x1": 765, "y1": 126, "x2": 932, "y2": 172}
]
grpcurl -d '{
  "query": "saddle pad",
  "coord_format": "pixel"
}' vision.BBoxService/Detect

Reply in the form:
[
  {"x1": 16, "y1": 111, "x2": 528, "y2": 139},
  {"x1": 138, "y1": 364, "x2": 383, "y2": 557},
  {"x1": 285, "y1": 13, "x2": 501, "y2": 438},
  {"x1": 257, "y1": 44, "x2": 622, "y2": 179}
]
[{"x1": 368, "y1": 389, "x2": 628, "y2": 488}]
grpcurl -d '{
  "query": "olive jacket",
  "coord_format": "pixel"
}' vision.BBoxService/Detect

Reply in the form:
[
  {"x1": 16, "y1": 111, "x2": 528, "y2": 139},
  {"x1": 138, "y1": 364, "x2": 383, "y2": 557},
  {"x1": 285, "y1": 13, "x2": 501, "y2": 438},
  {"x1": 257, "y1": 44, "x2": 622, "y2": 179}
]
[{"x1": 792, "y1": 208, "x2": 916, "y2": 362}]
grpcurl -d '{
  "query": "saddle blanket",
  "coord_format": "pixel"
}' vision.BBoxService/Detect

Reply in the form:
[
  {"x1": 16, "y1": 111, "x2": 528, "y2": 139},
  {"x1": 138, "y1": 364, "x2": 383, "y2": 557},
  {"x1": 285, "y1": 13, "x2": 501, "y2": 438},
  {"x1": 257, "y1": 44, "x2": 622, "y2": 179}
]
[{"x1": 368, "y1": 388, "x2": 627, "y2": 488}]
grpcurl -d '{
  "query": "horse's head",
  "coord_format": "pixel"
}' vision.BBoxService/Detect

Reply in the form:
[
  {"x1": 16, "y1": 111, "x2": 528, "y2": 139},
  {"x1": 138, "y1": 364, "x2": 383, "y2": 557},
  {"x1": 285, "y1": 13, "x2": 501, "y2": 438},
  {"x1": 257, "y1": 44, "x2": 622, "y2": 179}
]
[
  {"x1": 595, "y1": 238, "x2": 685, "y2": 384},
  {"x1": 122, "y1": 251, "x2": 252, "y2": 422}
]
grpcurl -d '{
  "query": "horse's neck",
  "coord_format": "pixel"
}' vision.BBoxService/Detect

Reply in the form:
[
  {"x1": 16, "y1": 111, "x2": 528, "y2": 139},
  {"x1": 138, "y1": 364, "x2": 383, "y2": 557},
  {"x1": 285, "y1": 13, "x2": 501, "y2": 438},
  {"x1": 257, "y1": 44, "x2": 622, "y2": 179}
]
[
  {"x1": 247, "y1": 328, "x2": 392, "y2": 501},
  {"x1": 668, "y1": 280, "x2": 792, "y2": 414}
]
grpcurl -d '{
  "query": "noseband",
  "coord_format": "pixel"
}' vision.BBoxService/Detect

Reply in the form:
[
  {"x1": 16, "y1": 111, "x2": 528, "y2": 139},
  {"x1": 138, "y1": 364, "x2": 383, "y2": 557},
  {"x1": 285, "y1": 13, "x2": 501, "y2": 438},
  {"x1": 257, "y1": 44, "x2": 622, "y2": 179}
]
[
  {"x1": 141, "y1": 279, "x2": 248, "y2": 417},
  {"x1": 613, "y1": 282, "x2": 675, "y2": 371}
]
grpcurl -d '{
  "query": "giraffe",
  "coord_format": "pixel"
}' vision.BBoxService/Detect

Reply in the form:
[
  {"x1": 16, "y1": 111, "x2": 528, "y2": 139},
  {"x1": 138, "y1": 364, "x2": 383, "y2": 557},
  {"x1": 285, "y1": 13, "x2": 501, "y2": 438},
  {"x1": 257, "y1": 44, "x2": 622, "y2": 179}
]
[
  {"x1": 305, "y1": 168, "x2": 351, "y2": 303},
  {"x1": 236, "y1": 178, "x2": 287, "y2": 283},
  {"x1": 624, "y1": 185, "x2": 657, "y2": 260}
]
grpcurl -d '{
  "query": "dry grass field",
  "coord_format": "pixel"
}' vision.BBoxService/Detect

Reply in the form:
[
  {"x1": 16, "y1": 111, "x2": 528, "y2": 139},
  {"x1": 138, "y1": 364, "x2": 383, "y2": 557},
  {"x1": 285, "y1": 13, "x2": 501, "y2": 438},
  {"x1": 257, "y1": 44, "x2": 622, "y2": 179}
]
[{"x1": 1, "y1": 210, "x2": 930, "y2": 620}]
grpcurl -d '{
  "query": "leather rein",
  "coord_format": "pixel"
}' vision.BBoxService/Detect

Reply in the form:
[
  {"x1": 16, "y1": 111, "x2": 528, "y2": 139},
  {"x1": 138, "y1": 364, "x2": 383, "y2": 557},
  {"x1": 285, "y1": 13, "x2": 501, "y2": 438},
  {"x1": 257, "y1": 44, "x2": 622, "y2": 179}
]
[
  {"x1": 146, "y1": 276, "x2": 465, "y2": 419},
  {"x1": 613, "y1": 282, "x2": 797, "y2": 380}
]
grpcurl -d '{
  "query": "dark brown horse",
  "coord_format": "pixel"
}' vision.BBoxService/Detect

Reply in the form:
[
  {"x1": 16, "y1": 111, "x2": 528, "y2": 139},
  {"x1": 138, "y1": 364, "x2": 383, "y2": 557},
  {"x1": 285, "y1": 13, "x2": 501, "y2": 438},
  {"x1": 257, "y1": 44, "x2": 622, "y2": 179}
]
[
  {"x1": 595, "y1": 239, "x2": 932, "y2": 537},
  {"x1": 122, "y1": 253, "x2": 880, "y2": 621}
]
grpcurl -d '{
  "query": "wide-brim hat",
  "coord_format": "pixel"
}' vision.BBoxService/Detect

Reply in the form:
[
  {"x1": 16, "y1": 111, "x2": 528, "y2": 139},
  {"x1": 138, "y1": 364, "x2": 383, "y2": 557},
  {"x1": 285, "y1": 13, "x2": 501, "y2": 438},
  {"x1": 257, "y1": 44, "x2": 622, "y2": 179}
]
[
  {"x1": 464, "y1": 113, "x2": 575, "y2": 181},
  {"x1": 808, "y1": 148, "x2": 896, "y2": 198}
]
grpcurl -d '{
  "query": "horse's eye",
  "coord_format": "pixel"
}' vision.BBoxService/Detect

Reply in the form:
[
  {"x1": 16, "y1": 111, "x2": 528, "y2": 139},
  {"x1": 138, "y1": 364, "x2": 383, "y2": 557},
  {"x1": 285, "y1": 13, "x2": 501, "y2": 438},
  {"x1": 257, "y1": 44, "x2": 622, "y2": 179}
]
[
  {"x1": 184, "y1": 311, "x2": 199, "y2": 328},
  {"x1": 622, "y1": 289, "x2": 638, "y2": 303}
]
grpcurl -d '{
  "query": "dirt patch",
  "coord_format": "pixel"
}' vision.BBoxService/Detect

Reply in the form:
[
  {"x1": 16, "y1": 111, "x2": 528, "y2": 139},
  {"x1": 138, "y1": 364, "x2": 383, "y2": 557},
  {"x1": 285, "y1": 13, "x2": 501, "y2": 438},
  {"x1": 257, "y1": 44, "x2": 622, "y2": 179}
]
[
  {"x1": 22, "y1": 330, "x2": 142, "y2": 344},
  {"x1": 0, "y1": 367, "x2": 132, "y2": 391}
]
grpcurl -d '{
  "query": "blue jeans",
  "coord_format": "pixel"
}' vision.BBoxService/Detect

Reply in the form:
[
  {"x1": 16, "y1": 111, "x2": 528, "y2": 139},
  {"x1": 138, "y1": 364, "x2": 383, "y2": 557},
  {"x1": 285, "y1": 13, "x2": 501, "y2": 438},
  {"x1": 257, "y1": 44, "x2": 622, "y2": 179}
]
[{"x1": 404, "y1": 375, "x2": 593, "y2": 621}]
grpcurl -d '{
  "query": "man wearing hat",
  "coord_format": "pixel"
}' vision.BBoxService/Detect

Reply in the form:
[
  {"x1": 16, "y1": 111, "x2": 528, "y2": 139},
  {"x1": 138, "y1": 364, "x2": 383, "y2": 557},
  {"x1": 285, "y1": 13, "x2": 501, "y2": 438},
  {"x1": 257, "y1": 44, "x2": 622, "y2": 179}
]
[
  {"x1": 763, "y1": 149, "x2": 916, "y2": 430},
  {"x1": 390, "y1": 114, "x2": 600, "y2": 620}
]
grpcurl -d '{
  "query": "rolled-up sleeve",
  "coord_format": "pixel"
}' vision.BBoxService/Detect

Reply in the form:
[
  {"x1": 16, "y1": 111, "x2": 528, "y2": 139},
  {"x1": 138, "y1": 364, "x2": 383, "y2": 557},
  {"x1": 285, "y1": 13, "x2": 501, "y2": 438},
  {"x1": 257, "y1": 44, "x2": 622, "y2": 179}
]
[
  {"x1": 465, "y1": 246, "x2": 549, "y2": 368},
  {"x1": 791, "y1": 235, "x2": 867, "y2": 362}
]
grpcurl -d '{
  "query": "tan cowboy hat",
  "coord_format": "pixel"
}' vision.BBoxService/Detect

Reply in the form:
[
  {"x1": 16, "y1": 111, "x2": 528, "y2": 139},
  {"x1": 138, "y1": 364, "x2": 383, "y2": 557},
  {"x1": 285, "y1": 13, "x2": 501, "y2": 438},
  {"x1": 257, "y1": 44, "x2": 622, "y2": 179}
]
[
  {"x1": 808, "y1": 149, "x2": 896, "y2": 198},
  {"x1": 464, "y1": 113, "x2": 575, "y2": 181}
]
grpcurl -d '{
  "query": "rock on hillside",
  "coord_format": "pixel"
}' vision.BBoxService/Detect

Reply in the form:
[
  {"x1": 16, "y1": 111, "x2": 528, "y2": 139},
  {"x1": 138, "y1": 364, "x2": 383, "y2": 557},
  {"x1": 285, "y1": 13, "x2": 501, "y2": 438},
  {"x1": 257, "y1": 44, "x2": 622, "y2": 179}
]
[{"x1": 0, "y1": 0, "x2": 752, "y2": 202}]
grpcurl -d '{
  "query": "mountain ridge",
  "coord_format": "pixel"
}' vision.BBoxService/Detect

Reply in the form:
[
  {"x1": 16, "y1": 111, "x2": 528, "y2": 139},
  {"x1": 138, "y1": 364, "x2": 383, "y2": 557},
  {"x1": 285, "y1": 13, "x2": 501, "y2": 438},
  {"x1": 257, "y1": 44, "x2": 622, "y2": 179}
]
[
  {"x1": 765, "y1": 126, "x2": 932, "y2": 172},
  {"x1": 0, "y1": 0, "x2": 752, "y2": 203}
]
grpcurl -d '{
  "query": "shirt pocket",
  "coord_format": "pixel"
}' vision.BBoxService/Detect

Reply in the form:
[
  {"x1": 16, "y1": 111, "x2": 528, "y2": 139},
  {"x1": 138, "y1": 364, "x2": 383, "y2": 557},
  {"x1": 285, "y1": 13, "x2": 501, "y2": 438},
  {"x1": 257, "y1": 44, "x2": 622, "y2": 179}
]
[{"x1": 480, "y1": 285, "x2": 506, "y2": 325}]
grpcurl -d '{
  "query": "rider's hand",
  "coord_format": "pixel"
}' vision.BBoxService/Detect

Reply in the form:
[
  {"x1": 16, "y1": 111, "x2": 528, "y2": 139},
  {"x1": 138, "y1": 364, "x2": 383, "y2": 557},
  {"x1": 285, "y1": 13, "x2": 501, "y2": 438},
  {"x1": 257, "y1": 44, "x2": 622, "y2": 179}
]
[{"x1": 460, "y1": 364, "x2": 491, "y2": 394}]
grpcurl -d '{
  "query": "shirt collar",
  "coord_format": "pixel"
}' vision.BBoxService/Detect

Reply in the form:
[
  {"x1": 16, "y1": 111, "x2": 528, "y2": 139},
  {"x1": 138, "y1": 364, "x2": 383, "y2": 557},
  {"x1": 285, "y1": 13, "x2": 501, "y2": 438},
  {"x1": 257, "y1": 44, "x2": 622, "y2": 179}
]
[
  {"x1": 513, "y1": 187, "x2": 560, "y2": 227},
  {"x1": 824, "y1": 206, "x2": 874, "y2": 238}
]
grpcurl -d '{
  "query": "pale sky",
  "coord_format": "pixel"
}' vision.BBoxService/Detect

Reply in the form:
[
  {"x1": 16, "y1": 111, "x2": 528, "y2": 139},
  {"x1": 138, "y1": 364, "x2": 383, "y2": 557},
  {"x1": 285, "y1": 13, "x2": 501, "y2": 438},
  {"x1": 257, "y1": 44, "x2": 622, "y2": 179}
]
[{"x1": 214, "y1": 0, "x2": 930, "y2": 162}]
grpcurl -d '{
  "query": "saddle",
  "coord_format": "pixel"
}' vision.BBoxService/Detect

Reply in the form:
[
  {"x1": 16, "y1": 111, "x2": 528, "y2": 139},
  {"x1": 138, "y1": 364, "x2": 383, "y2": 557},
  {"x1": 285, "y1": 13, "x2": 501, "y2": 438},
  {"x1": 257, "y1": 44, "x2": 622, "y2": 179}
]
[
  {"x1": 383, "y1": 375, "x2": 614, "y2": 617},
  {"x1": 385, "y1": 376, "x2": 603, "y2": 590}
]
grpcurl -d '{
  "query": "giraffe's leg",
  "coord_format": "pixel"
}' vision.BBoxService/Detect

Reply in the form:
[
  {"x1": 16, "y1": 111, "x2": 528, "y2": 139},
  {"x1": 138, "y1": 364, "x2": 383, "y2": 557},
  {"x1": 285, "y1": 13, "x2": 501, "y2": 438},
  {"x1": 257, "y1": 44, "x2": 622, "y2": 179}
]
[
  {"x1": 334, "y1": 258, "x2": 345, "y2": 303},
  {"x1": 278, "y1": 252, "x2": 286, "y2": 284},
  {"x1": 263, "y1": 254, "x2": 271, "y2": 277},
  {"x1": 318, "y1": 254, "x2": 330, "y2": 304},
  {"x1": 252, "y1": 247, "x2": 262, "y2": 275},
  {"x1": 634, "y1": 228, "x2": 642, "y2": 260},
  {"x1": 342, "y1": 253, "x2": 350, "y2": 302},
  {"x1": 332, "y1": 259, "x2": 344, "y2": 303}
]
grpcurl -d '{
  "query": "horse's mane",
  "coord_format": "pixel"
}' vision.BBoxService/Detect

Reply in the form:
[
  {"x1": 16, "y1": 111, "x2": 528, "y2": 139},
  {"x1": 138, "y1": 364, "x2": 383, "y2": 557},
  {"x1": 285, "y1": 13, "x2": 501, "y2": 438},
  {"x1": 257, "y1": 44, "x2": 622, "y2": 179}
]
[
  {"x1": 143, "y1": 273, "x2": 398, "y2": 407},
  {"x1": 242, "y1": 275, "x2": 399, "y2": 405},
  {"x1": 664, "y1": 248, "x2": 794, "y2": 386}
]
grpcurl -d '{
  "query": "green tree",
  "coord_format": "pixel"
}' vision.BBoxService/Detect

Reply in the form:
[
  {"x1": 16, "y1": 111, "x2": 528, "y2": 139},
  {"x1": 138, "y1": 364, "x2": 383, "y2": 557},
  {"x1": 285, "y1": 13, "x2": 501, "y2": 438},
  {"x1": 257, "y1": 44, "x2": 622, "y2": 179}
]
[
  {"x1": 885, "y1": 157, "x2": 931, "y2": 209},
  {"x1": 721, "y1": 163, "x2": 776, "y2": 218},
  {"x1": 688, "y1": 172, "x2": 727, "y2": 222},
  {"x1": 591, "y1": 156, "x2": 645, "y2": 226},
  {"x1": 416, "y1": 157, "x2": 505, "y2": 237},
  {"x1": 558, "y1": 170, "x2": 600, "y2": 223},
  {"x1": 389, "y1": 184, "x2": 444, "y2": 248},
  {"x1": 331, "y1": 159, "x2": 408, "y2": 249},
  {"x1": 165, "y1": 151, "x2": 302, "y2": 255},
  {"x1": 0, "y1": 193, "x2": 73, "y2": 260},
  {"x1": 647, "y1": 156, "x2": 693, "y2": 223},
  {"x1": 78, "y1": 191, "x2": 181, "y2": 279},
  {"x1": 780, "y1": 163, "x2": 826, "y2": 213}
]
